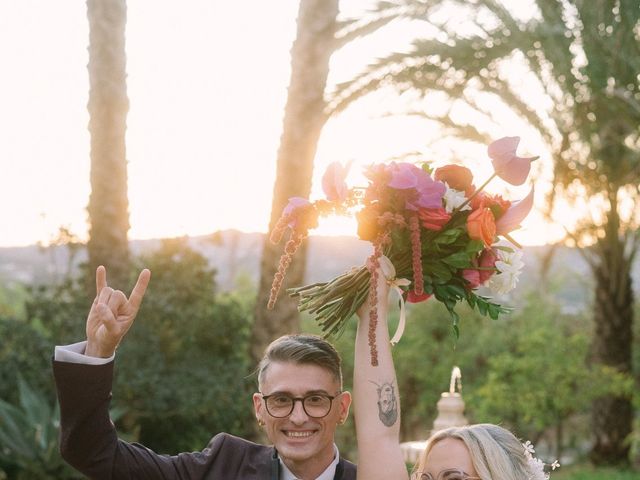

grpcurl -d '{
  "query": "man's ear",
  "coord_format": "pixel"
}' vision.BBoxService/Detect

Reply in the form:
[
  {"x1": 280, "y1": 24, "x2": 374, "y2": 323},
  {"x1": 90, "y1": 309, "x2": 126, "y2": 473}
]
[
  {"x1": 338, "y1": 391, "x2": 352, "y2": 422},
  {"x1": 253, "y1": 392, "x2": 265, "y2": 423}
]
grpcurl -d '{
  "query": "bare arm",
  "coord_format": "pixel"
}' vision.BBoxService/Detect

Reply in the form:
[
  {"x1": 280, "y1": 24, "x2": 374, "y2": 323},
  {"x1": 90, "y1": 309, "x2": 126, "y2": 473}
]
[{"x1": 354, "y1": 271, "x2": 409, "y2": 480}]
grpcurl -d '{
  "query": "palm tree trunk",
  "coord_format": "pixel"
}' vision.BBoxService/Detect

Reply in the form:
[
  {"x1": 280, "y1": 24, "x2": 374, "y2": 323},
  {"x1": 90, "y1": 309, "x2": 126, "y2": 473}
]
[
  {"x1": 250, "y1": 0, "x2": 339, "y2": 364},
  {"x1": 589, "y1": 192, "x2": 634, "y2": 465},
  {"x1": 86, "y1": 0, "x2": 130, "y2": 290}
]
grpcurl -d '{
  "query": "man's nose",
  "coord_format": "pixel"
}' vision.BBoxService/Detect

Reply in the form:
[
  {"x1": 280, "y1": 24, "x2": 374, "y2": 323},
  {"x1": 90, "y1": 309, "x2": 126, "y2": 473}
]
[{"x1": 289, "y1": 399, "x2": 310, "y2": 424}]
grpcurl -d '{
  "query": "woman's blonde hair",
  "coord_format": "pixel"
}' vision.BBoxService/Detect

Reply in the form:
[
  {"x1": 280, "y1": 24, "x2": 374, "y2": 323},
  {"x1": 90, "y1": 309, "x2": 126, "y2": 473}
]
[{"x1": 413, "y1": 424, "x2": 532, "y2": 480}]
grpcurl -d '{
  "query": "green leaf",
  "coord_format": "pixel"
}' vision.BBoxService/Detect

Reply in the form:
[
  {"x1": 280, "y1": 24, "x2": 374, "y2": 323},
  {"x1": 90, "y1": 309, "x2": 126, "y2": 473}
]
[
  {"x1": 488, "y1": 303, "x2": 501, "y2": 320},
  {"x1": 434, "y1": 228, "x2": 463, "y2": 245},
  {"x1": 465, "y1": 239, "x2": 485, "y2": 253},
  {"x1": 442, "y1": 251, "x2": 473, "y2": 269},
  {"x1": 424, "y1": 261, "x2": 453, "y2": 281}
]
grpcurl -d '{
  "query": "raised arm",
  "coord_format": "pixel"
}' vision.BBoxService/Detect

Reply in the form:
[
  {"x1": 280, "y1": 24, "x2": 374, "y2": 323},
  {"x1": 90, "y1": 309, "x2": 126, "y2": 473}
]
[{"x1": 354, "y1": 270, "x2": 410, "y2": 480}]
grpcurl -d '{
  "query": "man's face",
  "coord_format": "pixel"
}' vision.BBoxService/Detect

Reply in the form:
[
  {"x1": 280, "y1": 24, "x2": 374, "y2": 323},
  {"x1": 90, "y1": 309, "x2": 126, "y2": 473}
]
[{"x1": 252, "y1": 361, "x2": 351, "y2": 471}]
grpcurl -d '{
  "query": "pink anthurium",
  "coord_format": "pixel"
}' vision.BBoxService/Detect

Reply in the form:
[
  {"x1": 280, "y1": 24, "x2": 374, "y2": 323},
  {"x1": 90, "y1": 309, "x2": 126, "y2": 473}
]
[
  {"x1": 496, "y1": 186, "x2": 534, "y2": 235},
  {"x1": 322, "y1": 161, "x2": 352, "y2": 202},
  {"x1": 488, "y1": 136, "x2": 537, "y2": 186}
]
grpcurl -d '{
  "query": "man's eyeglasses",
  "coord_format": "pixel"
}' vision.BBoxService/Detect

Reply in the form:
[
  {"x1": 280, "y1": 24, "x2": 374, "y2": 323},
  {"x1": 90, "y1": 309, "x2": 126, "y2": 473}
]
[
  {"x1": 412, "y1": 469, "x2": 481, "y2": 480},
  {"x1": 260, "y1": 392, "x2": 341, "y2": 418}
]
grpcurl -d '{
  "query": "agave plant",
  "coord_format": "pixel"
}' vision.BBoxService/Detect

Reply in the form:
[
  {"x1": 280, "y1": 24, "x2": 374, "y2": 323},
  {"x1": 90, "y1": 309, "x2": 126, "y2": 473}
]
[{"x1": 0, "y1": 377, "x2": 81, "y2": 479}]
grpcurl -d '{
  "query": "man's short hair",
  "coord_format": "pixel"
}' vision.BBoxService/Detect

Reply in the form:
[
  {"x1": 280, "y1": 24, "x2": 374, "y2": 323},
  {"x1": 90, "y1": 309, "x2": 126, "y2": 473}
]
[{"x1": 257, "y1": 334, "x2": 343, "y2": 388}]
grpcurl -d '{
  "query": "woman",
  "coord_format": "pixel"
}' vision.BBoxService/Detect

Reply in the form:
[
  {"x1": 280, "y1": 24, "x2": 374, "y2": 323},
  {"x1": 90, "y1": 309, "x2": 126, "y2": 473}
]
[{"x1": 353, "y1": 270, "x2": 543, "y2": 480}]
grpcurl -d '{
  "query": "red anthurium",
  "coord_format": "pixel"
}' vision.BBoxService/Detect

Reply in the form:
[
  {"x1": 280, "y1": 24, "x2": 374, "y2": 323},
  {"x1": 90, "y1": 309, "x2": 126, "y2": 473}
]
[{"x1": 488, "y1": 136, "x2": 537, "y2": 186}]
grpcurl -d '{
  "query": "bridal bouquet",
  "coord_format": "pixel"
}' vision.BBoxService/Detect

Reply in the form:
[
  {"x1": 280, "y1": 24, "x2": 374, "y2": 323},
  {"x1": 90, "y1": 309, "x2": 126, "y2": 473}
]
[{"x1": 268, "y1": 137, "x2": 536, "y2": 365}]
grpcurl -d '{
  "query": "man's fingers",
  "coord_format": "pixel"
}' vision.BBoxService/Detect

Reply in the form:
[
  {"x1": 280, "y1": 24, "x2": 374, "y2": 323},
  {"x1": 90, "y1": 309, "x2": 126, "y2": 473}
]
[
  {"x1": 128, "y1": 269, "x2": 151, "y2": 312},
  {"x1": 98, "y1": 286, "x2": 114, "y2": 306},
  {"x1": 96, "y1": 266, "x2": 107, "y2": 296},
  {"x1": 107, "y1": 290, "x2": 128, "y2": 317}
]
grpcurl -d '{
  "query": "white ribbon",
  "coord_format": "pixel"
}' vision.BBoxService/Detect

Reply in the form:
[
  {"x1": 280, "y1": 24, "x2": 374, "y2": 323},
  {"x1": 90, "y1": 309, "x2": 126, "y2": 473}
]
[{"x1": 378, "y1": 255, "x2": 411, "y2": 346}]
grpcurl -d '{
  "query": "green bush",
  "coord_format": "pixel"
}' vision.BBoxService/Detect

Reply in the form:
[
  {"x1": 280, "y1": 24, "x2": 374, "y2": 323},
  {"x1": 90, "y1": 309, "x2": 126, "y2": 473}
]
[
  {"x1": 0, "y1": 317, "x2": 53, "y2": 406},
  {"x1": 112, "y1": 238, "x2": 255, "y2": 453}
]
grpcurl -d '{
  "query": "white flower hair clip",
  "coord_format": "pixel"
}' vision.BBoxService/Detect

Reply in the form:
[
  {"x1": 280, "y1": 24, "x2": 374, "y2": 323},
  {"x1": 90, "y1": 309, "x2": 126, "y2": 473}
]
[{"x1": 523, "y1": 440, "x2": 560, "y2": 480}]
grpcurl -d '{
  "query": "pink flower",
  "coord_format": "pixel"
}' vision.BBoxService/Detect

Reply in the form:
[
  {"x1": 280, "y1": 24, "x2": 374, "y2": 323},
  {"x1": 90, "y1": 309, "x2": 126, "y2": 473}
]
[
  {"x1": 488, "y1": 136, "x2": 537, "y2": 186},
  {"x1": 496, "y1": 186, "x2": 534, "y2": 235},
  {"x1": 282, "y1": 197, "x2": 318, "y2": 231},
  {"x1": 463, "y1": 248, "x2": 497, "y2": 288},
  {"x1": 462, "y1": 269, "x2": 481, "y2": 288},
  {"x1": 478, "y1": 248, "x2": 498, "y2": 284},
  {"x1": 322, "y1": 161, "x2": 351, "y2": 202}
]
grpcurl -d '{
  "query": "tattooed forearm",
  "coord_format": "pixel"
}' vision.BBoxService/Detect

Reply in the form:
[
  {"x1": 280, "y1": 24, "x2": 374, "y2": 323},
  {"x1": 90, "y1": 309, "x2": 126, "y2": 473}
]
[{"x1": 370, "y1": 379, "x2": 398, "y2": 427}]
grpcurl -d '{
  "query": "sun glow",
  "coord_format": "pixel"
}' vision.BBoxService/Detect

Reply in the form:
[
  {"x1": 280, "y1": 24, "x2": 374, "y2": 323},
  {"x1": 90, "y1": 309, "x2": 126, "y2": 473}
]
[{"x1": 1, "y1": 0, "x2": 570, "y2": 248}]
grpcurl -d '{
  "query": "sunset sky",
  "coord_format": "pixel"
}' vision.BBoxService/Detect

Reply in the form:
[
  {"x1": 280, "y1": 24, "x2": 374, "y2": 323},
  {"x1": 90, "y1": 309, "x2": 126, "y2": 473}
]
[{"x1": 0, "y1": 0, "x2": 565, "y2": 248}]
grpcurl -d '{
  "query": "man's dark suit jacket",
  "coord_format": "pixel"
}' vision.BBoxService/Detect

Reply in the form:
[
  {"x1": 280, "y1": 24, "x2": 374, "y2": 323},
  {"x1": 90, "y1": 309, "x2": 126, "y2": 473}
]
[{"x1": 53, "y1": 360, "x2": 357, "y2": 480}]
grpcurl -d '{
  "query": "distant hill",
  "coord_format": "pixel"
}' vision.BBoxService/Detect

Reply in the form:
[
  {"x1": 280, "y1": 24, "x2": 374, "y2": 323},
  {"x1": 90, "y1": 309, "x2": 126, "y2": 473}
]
[{"x1": 1, "y1": 230, "x2": 638, "y2": 313}]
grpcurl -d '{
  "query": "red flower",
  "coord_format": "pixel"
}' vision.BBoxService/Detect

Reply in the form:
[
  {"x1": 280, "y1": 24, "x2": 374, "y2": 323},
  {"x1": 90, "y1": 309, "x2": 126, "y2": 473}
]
[
  {"x1": 434, "y1": 165, "x2": 475, "y2": 195},
  {"x1": 407, "y1": 290, "x2": 432, "y2": 303},
  {"x1": 418, "y1": 207, "x2": 451, "y2": 231}
]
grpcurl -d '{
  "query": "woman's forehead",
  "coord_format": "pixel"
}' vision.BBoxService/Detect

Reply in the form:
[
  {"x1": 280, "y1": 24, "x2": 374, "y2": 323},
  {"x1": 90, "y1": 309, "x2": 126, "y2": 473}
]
[{"x1": 425, "y1": 438, "x2": 476, "y2": 475}]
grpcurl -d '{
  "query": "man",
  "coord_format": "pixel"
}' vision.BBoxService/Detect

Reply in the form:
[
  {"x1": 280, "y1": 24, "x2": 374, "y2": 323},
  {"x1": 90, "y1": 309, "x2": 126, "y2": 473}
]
[{"x1": 53, "y1": 266, "x2": 355, "y2": 480}]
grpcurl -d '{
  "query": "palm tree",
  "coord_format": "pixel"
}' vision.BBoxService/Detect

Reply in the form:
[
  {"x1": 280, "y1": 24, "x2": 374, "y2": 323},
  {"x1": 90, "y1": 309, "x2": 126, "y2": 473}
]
[
  {"x1": 251, "y1": 0, "x2": 404, "y2": 362},
  {"x1": 86, "y1": 0, "x2": 130, "y2": 290},
  {"x1": 329, "y1": 0, "x2": 639, "y2": 465}
]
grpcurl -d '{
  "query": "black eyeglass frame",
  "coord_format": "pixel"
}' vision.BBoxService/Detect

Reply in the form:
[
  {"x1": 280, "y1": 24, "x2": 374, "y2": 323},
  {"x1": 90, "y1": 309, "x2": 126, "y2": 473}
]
[{"x1": 259, "y1": 391, "x2": 343, "y2": 419}]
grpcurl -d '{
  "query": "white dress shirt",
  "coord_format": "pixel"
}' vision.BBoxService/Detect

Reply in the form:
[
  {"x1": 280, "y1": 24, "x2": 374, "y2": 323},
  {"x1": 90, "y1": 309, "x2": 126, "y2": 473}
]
[{"x1": 279, "y1": 444, "x2": 339, "y2": 480}]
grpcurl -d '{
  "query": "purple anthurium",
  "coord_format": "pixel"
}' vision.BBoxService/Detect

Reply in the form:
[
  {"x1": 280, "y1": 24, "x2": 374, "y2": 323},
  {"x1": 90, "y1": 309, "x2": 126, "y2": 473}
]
[
  {"x1": 322, "y1": 161, "x2": 351, "y2": 202},
  {"x1": 488, "y1": 136, "x2": 537, "y2": 186},
  {"x1": 388, "y1": 163, "x2": 446, "y2": 210},
  {"x1": 496, "y1": 186, "x2": 534, "y2": 235},
  {"x1": 413, "y1": 171, "x2": 447, "y2": 210},
  {"x1": 387, "y1": 162, "x2": 419, "y2": 189}
]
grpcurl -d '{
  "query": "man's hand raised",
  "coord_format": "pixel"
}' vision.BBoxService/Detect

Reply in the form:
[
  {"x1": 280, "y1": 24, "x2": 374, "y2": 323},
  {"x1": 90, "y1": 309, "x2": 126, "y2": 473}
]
[{"x1": 85, "y1": 266, "x2": 151, "y2": 358}]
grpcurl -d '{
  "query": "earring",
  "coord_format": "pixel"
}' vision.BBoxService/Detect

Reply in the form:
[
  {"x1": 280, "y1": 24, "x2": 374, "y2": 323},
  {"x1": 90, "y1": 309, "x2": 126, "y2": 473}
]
[
  {"x1": 257, "y1": 418, "x2": 265, "y2": 427},
  {"x1": 338, "y1": 418, "x2": 346, "y2": 425}
]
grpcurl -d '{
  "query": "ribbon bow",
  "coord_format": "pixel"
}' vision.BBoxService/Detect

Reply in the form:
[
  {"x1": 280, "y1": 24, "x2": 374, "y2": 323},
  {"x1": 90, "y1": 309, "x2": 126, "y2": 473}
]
[{"x1": 378, "y1": 255, "x2": 410, "y2": 346}]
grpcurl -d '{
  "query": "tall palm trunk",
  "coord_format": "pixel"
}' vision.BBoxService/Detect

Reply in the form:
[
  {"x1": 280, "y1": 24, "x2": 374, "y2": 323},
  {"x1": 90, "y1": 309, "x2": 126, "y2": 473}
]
[
  {"x1": 250, "y1": 0, "x2": 339, "y2": 364},
  {"x1": 86, "y1": 0, "x2": 130, "y2": 290},
  {"x1": 590, "y1": 192, "x2": 634, "y2": 465}
]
